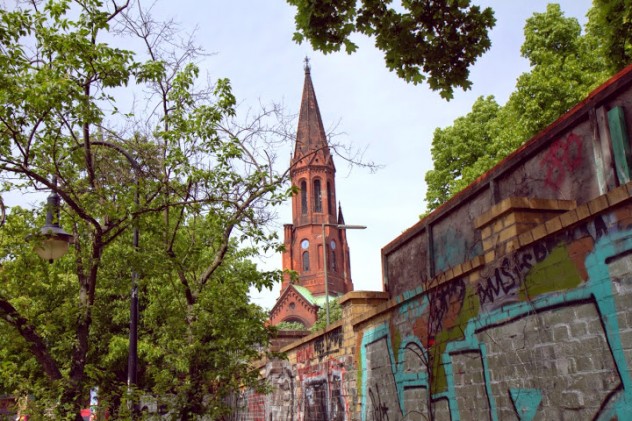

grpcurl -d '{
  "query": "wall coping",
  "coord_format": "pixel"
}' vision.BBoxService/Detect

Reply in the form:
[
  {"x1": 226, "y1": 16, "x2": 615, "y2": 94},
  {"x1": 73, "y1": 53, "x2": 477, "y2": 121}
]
[
  {"x1": 473, "y1": 197, "x2": 577, "y2": 229},
  {"x1": 351, "y1": 182, "x2": 632, "y2": 330},
  {"x1": 339, "y1": 290, "x2": 389, "y2": 305},
  {"x1": 278, "y1": 319, "x2": 344, "y2": 354},
  {"x1": 382, "y1": 64, "x2": 632, "y2": 257}
]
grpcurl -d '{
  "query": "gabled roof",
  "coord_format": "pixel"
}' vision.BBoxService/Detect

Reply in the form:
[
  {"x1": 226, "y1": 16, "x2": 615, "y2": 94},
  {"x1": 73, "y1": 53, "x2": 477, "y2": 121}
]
[
  {"x1": 270, "y1": 283, "x2": 340, "y2": 319},
  {"x1": 269, "y1": 283, "x2": 319, "y2": 323}
]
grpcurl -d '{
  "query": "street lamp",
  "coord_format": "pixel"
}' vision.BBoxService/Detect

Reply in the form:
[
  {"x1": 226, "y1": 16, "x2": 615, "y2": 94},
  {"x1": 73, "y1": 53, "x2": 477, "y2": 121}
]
[
  {"x1": 321, "y1": 223, "x2": 366, "y2": 326},
  {"x1": 30, "y1": 142, "x2": 142, "y2": 416},
  {"x1": 32, "y1": 177, "x2": 73, "y2": 263}
]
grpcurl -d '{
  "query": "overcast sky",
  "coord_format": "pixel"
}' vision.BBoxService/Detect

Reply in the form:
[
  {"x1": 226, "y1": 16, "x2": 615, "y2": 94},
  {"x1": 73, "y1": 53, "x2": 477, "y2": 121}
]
[{"x1": 160, "y1": 0, "x2": 592, "y2": 310}]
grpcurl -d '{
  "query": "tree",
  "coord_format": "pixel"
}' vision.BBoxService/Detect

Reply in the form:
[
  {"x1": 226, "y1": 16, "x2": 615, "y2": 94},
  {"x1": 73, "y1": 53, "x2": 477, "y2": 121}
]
[
  {"x1": 586, "y1": 0, "x2": 632, "y2": 73},
  {"x1": 424, "y1": 96, "x2": 501, "y2": 211},
  {"x1": 286, "y1": 0, "x2": 496, "y2": 99},
  {"x1": 424, "y1": 4, "x2": 611, "y2": 212},
  {"x1": 310, "y1": 298, "x2": 342, "y2": 331},
  {"x1": 506, "y1": 4, "x2": 609, "y2": 140},
  {"x1": 0, "y1": 1, "x2": 293, "y2": 419}
]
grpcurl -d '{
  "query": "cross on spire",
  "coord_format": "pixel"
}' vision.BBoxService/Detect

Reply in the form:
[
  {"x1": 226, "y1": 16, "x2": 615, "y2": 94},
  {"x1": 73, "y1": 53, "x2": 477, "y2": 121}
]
[{"x1": 304, "y1": 56, "x2": 311, "y2": 73}]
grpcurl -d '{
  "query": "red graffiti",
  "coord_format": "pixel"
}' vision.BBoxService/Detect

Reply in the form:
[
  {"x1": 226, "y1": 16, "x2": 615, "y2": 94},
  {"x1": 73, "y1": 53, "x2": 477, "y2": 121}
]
[
  {"x1": 246, "y1": 391, "x2": 266, "y2": 421},
  {"x1": 540, "y1": 133, "x2": 583, "y2": 190},
  {"x1": 296, "y1": 344, "x2": 314, "y2": 363}
]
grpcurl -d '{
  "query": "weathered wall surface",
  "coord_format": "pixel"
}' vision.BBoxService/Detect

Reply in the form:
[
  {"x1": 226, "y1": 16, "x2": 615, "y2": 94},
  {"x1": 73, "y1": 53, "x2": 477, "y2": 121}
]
[{"x1": 239, "y1": 66, "x2": 632, "y2": 420}]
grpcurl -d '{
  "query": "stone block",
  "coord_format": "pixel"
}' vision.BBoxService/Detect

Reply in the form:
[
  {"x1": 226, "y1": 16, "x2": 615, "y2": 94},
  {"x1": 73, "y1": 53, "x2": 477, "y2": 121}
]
[
  {"x1": 518, "y1": 230, "x2": 534, "y2": 248},
  {"x1": 588, "y1": 195, "x2": 609, "y2": 215},
  {"x1": 553, "y1": 325, "x2": 570, "y2": 342},
  {"x1": 532, "y1": 224, "x2": 548, "y2": 241},
  {"x1": 606, "y1": 184, "x2": 630, "y2": 206},
  {"x1": 575, "y1": 203, "x2": 591, "y2": 220},
  {"x1": 559, "y1": 209, "x2": 579, "y2": 228},
  {"x1": 498, "y1": 225, "x2": 519, "y2": 242},
  {"x1": 544, "y1": 216, "x2": 563, "y2": 234}
]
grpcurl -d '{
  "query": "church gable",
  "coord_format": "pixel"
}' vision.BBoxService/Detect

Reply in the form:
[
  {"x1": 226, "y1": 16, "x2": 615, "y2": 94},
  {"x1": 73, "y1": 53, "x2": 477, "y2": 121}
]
[{"x1": 269, "y1": 285, "x2": 319, "y2": 328}]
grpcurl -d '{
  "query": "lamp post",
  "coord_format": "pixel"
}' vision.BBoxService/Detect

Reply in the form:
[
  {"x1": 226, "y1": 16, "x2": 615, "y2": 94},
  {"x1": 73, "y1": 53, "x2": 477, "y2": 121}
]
[
  {"x1": 321, "y1": 223, "x2": 366, "y2": 326},
  {"x1": 88, "y1": 142, "x2": 142, "y2": 401}
]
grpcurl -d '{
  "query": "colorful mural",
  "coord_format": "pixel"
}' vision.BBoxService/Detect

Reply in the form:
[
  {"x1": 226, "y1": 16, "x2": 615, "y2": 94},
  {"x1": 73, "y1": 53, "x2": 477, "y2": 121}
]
[
  {"x1": 242, "y1": 66, "x2": 632, "y2": 421},
  {"x1": 358, "y1": 210, "x2": 632, "y2": 420}
]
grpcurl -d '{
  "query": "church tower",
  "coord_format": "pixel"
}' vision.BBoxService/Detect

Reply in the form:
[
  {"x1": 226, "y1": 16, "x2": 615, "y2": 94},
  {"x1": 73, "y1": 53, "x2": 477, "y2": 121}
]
[{"x1": 269, "y1": 61, "x2": 355, "y2": 328}]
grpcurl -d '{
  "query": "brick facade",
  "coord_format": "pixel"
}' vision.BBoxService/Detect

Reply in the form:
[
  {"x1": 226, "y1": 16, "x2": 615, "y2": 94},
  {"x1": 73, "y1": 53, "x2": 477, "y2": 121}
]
[{"x1": 269, "y1": 63, "x2": 355, "y2": 328}]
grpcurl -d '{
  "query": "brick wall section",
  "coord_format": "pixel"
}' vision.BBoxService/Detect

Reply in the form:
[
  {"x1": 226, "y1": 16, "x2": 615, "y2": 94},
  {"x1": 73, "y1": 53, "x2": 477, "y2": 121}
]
[
  {"x1": 237, "y1": 65, "x2": 632, "y2": 421},
  {"x1": 474, "y1": 197, "x2": 576, "y2": 255}
]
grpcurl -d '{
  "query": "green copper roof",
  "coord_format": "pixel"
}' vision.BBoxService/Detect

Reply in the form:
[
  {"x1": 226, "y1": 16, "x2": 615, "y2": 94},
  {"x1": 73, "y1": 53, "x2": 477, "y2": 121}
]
[{"x1": 292, "y1": 285, "x2": 337, "y2": 307}]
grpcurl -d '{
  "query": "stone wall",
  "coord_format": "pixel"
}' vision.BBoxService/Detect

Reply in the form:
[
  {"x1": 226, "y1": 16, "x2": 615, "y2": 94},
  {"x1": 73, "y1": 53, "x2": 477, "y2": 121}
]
[{"x1": 239, "y1": 65, "x2": 632, "y2": 420}]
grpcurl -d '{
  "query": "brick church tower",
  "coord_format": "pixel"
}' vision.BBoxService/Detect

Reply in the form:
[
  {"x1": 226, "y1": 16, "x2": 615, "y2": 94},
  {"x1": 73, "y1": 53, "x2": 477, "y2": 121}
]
[{"x1": 269, "y1": 61, "x2": 356, "y2": 328}]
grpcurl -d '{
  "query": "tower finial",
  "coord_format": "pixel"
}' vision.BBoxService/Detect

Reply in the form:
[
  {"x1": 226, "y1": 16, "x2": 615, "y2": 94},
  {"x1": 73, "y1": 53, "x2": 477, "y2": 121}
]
[{"x1": 304, "y1": 56, "x2": 311, "y2": 73}]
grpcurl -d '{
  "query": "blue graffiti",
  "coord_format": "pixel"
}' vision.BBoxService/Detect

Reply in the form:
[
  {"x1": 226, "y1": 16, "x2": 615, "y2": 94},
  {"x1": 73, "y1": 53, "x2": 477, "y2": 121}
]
[{"x1": 361, "y1": 221, "x2": 632, "y2": 420}]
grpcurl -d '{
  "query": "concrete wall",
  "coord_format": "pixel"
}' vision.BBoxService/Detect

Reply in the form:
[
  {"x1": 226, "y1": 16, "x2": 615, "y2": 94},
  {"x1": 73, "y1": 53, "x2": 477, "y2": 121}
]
[{"x1": 239, "y1": 66, "x2": 632, "y2": 421}]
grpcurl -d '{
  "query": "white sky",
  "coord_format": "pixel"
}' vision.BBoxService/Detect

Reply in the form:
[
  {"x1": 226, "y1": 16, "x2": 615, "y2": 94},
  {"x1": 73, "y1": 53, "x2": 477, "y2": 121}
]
[
  {"x1": 5, "y1": 1, "x2": 594, "y2": 310},
  {"x1": 174, "y1": 0, "x2": 591, "y2": 310}
]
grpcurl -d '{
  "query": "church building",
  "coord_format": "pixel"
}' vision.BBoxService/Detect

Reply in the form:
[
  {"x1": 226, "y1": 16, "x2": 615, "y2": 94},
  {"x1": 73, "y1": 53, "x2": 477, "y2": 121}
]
[{"x1": 268, "y1": 61, "x2": 357, "y2": 329}]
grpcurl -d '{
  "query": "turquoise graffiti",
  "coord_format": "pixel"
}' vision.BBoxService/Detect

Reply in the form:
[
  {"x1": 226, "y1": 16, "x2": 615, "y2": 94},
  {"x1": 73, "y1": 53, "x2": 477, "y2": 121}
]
[
  {"x1": 433, "y1": 225, "x2": 483, "y2": 275},
  {"x1": 360, "y1": 212, "x2": 632, "y2": 420},
  {"x1": 509, "y1": 388, "x2": 541, "y2": 421}
]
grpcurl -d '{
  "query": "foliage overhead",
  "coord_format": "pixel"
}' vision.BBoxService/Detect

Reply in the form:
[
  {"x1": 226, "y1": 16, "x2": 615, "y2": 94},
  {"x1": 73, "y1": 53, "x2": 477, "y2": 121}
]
[
  {"x1": 586, "y1": 0, "x2": 632, "y2": 73},
  {"x1": 424, "y1": 3, "x2": 613, "y2": 212},
  {"x1": 286, "y1": 0, "x2": 496, "y2": 99}
]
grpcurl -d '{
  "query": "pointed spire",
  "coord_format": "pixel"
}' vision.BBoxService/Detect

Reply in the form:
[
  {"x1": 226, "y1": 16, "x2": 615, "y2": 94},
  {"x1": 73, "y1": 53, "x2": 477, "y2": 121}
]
[
  {"x1": 293, "y1": 60, "x2": 331, "y2": 165},
  {"x1": 337, "y1": 202, "x2": 345, "y2": 225},
  {"x1": 304, "y1": 56, "x2": 311, "y2": 73}
]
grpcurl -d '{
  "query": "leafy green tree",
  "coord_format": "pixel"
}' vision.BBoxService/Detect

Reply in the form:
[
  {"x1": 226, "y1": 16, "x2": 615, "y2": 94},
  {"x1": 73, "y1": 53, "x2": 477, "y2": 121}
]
[
  {"x1": 0, "y1": 1, "x2": 291, "y2": 419},
  {"x1": 506, "y1": 4, "x2": 609, "y2": 141},
  {"x1": 310, "y1": 298, "x2": 342, "y2": 332},
  {"x1": 286, "y1": 0, "x2": 496, "y2": 99},
  {"x1": 587, "y1": 0, "x2": 632, "y2": 73},
  {"x1": 424, "y1": 96, "x2": 501, "y2": 211},
  {"x1": 424, "y1": 3, "x2": 611, "y2": 212}
]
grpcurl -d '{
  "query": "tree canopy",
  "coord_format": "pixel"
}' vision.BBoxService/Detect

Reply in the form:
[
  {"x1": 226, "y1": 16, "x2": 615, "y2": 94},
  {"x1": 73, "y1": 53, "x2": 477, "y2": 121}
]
[
  {"x1": 0, "y1": 0, "x2": 293, "y2": 419},
  {"x1": 286, "y1": 0, "x2": 496, "y2": 99},
  {"x1": 424, "y1": 3, "x2": 613, "y2": 212}
]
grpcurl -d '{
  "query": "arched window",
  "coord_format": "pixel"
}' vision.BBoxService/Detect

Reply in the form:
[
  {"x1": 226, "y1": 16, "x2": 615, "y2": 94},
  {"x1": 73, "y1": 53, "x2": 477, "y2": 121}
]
[
  {"x1": 313, "y1": 179, "x2": 322, "y2": 212},
  {"x1": 327, "y1": 182, "x2": 333, "y2": 215},
  {"x1": 331, "y1": 248, "x2": 336, "y2": 271},
  {"x1": 302, "y1": 251, "x2": 310, "y2": 271},
  {"x1": 300, "y1": 180, "x2": 307, "y2": 214}
]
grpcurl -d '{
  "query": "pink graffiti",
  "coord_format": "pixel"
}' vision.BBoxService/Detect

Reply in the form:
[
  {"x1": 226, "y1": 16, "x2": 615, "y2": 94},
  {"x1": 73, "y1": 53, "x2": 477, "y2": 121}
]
[{"x1": 540, "y1": 133, "x2": 583, "y2": 190}]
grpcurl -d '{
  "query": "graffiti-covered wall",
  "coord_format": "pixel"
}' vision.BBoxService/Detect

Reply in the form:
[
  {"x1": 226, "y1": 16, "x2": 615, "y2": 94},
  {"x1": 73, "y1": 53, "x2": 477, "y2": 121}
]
[{"x1": 244, "y1": 65, "x2": 632, "y2": 420}]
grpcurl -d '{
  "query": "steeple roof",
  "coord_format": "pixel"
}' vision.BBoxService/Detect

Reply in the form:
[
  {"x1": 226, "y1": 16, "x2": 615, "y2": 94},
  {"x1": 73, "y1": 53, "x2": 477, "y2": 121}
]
[
  {"x1": 293, "y1": 59, "x2": 332, "y2": 167},
  {"x1": 337, "y1": 202, "x2": 345, "y2": 225}
]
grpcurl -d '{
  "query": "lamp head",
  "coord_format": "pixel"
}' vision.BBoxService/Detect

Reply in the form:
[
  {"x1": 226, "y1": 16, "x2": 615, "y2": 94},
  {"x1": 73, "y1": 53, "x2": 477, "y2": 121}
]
[{"x1": 33, "y1": 191, "x2": 73, "y2": 263}]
